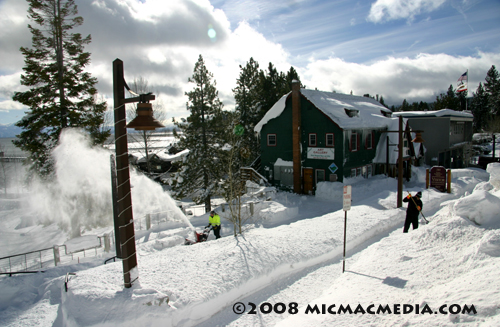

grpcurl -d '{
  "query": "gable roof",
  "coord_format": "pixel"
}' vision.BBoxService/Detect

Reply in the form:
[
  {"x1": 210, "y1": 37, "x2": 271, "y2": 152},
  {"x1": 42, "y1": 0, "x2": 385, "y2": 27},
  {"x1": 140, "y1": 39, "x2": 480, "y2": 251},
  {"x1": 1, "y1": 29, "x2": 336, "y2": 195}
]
[{"x1": 255, "y1": 89, "x2": 394, "y2": 133}]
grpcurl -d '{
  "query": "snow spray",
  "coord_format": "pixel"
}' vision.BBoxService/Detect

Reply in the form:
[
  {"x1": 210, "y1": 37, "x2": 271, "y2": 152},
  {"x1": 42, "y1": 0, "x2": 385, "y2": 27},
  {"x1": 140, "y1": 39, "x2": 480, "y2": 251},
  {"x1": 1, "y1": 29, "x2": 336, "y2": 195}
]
[{"x1": 25, "y1": 129, "x2": 192, "y2": 237}]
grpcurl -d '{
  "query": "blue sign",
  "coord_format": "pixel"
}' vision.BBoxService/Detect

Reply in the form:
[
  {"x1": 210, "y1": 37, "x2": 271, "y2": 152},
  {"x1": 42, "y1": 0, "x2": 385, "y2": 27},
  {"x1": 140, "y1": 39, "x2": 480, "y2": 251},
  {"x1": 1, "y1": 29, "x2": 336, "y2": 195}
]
[{"x1": 328, "y1": 162, "x2": 338, "y2": 174}]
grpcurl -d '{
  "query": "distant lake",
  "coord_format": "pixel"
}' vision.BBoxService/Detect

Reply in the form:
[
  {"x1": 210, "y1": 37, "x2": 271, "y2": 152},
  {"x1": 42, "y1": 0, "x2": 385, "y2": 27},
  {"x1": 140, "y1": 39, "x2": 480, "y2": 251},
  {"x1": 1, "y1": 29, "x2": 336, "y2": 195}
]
[{"x1": 0, "y1": 138, "x2": 28, "y2": 157}]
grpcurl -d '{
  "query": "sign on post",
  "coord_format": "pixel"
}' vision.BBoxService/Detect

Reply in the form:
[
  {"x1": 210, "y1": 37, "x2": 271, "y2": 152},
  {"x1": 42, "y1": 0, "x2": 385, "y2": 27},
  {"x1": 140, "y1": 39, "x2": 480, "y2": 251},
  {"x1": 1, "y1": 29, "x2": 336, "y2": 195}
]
[
  {"x1": 430, "y1": 166, "x2": 446, "y2": 192},
  {"x1": 343, "y1": 185, "x2": 352, "y2": 211},
  {"x1": 342, "y1": 185, "x2": 351, "y2": 273}
]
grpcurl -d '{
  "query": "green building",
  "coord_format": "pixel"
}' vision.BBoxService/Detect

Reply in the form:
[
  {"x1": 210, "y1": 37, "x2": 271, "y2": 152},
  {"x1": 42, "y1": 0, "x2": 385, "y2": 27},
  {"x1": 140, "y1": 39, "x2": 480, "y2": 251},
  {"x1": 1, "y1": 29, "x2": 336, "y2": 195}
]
[{"x1": 255, "y1": 82, "x2": 419, "y2": 194}]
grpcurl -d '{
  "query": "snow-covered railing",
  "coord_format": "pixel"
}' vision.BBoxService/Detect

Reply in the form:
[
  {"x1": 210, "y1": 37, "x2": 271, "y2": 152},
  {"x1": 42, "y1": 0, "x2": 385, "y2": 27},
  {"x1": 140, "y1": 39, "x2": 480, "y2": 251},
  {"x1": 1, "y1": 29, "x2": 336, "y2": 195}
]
[
  {"x1": 0, "y1": 247, "x2": 55, "y2": 273},
  {"x1": 0, "y1": 235, "x2": 112, "y2": 274},
  {"x1": 240, "y1": 167, "x2": 269, "y2": 186}
]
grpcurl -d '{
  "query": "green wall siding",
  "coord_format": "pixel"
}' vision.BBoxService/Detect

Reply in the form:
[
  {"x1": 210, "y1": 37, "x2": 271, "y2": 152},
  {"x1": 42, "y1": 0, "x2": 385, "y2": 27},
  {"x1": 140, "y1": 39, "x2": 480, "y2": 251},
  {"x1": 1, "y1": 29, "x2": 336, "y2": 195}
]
[{"x1": 260, "y1": 95, "x2": 385, "y2": 188}]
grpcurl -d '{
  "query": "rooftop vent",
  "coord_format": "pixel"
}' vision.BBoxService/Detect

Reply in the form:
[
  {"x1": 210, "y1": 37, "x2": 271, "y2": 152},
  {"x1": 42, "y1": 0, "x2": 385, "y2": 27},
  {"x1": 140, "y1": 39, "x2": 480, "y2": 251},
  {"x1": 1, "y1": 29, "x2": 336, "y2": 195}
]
[
  {"x1": 344, "y1": 108, "x2": 359, "y2": 118},
  {"x1": 381, "y1": 110, "x2": 392, "y2": 118}
]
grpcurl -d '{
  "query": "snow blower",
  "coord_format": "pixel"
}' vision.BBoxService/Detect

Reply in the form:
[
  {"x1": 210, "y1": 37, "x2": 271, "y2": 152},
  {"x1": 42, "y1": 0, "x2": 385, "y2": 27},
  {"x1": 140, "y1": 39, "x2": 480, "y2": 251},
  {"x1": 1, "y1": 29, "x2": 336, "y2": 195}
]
[{"x1": 184, "y1": 227, "x2": 211, "y2": 245}]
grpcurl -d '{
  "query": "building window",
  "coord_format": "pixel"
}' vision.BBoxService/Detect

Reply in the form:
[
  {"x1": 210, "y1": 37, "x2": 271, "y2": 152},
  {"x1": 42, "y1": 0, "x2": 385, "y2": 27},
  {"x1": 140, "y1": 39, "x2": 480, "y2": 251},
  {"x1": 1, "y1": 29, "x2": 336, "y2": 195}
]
[
  {"x1": 454, "y1": 122, "x2": 464, "y2": 134},
  {"x1": 350, "y1": 132, "x2": 359, "y2": 152},
  {"x1": 326, "y1": 133, "x2": 334, "y2": 147},
  {"x1": 365, "y1": 131, "x2": 373, "y2": 149},
  {"x1": 351, "y1": 168, "x2": 357, "y2": 177},
  {"x1": 267, "y1": 134, "x2": 277, "y2": 146},
  {"x1": 309, "y1": 133, "x2": 317, "y2": 146},
  {"x1": 316, "y1": 169, "x2": 325, "y2": 183}
]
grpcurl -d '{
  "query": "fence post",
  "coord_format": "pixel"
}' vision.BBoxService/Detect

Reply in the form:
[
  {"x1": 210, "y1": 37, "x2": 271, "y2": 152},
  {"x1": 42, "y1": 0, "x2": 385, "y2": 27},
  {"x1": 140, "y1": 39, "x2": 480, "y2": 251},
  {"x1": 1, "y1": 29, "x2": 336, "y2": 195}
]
[
  {"x1": 53, "y1": 245, "x2": 61, "y2": 266},
  {"x1": 146, "y1": 214, "x2": 151, "y2": 230},
  {"x1": 447, "y1": 169, "x2": 452, "y2": 193},
  {"x1": 250, "y1": 202, "x2": 254, "y2": 215},
  {"x1": 104, "y1": 234, "x2": 111, "y2": 253}
]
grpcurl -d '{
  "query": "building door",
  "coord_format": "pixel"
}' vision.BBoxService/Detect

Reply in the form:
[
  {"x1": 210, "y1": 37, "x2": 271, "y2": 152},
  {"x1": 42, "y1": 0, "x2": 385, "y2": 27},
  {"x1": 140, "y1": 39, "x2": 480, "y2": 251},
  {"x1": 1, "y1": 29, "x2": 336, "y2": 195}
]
[{"x1": 303, "y1": 168, "x2": 314, "y2": 194}]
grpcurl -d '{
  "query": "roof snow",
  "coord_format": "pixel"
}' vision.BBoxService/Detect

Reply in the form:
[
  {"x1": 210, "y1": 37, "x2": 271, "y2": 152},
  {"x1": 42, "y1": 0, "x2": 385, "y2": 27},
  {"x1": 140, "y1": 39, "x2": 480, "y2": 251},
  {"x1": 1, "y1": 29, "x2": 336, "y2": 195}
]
[
  {"x1": 254, "y1": 89, "x2": 394, "y2": 133},
  {"x1": 393, "y1": 109, "x2": 473, "y2": 119}
]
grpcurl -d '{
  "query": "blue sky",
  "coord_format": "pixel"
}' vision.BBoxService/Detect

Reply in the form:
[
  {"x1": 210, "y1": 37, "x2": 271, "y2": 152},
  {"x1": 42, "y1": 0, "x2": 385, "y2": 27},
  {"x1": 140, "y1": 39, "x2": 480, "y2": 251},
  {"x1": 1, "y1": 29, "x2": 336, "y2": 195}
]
[
  {"x1": 213, "y1": 0, "x2": 499, "y2": 64},
  {"x1": 0, "y1": 0, "x2": 499, "y2": 126}
]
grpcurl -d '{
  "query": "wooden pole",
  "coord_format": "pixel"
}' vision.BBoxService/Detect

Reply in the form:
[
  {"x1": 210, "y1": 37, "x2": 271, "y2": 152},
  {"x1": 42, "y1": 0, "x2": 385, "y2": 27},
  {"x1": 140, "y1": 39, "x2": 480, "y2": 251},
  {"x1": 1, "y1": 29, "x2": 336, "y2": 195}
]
[
  {"x1": 110, "y1": 155, "x2": 121, "y2": 258},
  {"x1": 113, "y1": 59, "x2": 138, "y2": 288},
  {"x1": 397, "y1": 116, "x2": 403, "y2": 208},
  {"x1": 292, "y1": 80, "x2": 302, "y2": 194},
  {"x1": 426, "y1": 168, "x2": 430, "y2": 189}
]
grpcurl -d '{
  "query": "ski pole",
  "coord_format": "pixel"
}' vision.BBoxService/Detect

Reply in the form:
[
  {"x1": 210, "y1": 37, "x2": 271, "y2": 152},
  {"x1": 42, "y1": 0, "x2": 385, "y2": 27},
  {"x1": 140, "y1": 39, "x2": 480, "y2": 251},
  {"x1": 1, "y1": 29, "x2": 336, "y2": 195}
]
[{"x1": 407, "y1": 191, "x2": 429, "y2": 223}]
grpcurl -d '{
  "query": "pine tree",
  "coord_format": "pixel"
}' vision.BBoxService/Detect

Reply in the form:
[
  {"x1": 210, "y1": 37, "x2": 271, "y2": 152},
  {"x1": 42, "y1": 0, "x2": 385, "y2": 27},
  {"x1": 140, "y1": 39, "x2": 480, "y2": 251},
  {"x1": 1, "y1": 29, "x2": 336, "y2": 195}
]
[
  {"x1": 257, "y1": 63, "x2": 302, "y2": 118},
  {"x1": 470, "y1": 83, "x2": 490, "y2": 132},
  {"x1": 232, "y1": 57, "x2": 262, "y2": 166},
  {"x1": 12, "y1": 0, "x2": 109, "y2": 176},
  {"x1": 172, "y1": 55, "x2": 224, "y2": 213},
  {"x1": 434, "y1": 85, "x2": 460, "y2": 110},
  {"x1": 379, "y1": 96, "x2": 388, "y2": 108},
  {"x1": 484, "y1": 65, "x2": 500, "y2": 116}
]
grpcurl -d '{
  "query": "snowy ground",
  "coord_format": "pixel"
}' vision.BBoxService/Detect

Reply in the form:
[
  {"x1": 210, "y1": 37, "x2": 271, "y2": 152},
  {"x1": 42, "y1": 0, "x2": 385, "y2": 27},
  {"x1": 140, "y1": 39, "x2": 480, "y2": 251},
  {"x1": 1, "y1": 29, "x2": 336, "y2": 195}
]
[{"x1": 1, "y1": 131, "x2": 500, "y2": 326}]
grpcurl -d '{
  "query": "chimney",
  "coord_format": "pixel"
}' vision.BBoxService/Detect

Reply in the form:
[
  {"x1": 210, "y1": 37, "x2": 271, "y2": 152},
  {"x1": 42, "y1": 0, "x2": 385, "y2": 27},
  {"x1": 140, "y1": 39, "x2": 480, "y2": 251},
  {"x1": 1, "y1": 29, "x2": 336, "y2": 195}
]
[{"x1": 292, "y1": 80, "x2": 302, "y2": 194}]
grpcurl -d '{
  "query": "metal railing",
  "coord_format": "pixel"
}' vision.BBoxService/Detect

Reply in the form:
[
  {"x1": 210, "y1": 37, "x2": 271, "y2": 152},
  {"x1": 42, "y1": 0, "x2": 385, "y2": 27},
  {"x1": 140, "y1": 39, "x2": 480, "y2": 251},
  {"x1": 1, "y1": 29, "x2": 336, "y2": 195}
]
[
  {"x1": 0, "y1": 235, "x2": 111, "y2": 274},
  {"x1": 0, "y1": 247, "x2": 55, "y2": 273}
]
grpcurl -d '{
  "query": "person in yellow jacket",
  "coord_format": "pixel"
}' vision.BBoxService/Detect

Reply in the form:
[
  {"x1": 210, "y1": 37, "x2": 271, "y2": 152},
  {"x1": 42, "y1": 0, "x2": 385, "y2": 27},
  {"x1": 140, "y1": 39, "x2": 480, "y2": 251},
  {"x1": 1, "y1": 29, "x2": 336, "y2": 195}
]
[{"x1": 206, "y1": 211, "x2": 221, "y2": 239}]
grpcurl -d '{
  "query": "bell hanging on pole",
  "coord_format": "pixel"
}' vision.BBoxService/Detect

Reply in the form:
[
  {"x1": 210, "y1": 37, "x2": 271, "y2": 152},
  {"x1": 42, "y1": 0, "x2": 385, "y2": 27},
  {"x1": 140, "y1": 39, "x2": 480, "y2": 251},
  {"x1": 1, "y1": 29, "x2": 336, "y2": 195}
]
[{"x1": 126, "y1": 102, "x2": 164, "y2": 131}]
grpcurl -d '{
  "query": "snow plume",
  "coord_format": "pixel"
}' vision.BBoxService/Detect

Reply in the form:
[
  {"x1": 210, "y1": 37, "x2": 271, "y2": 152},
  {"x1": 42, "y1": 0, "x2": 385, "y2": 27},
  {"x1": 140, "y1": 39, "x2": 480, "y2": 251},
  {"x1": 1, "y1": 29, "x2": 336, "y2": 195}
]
[{"x1": 26, "y1": 129, "x2": 190, "y2": 238}]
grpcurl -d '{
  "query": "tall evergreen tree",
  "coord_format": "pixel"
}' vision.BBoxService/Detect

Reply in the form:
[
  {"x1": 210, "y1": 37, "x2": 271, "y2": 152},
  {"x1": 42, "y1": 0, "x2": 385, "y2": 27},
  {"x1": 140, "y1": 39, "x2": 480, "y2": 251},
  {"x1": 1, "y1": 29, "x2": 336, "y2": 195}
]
[
  {"x1": 257, "y1": 63, "x2": 302, "y2": 118},
  {"x1": 172, "y1": 55, "x2": 224, "y2": 212},
  {"x1": 434, "y1": 85, "x2": 460, "y2": 110},
  {"x1": 470, "y1": 83, "x2": 490, "y2": 132},
  {"x1": 484, "y1": 65, "x2": 500, "y2": 116},
  {"x1": 379, "y1": 96, "x2": 388, "y2": 108},
  {"x1": 12, "y1": 0, "x2": 109, "y2": 176},
  {"x1": 232, "y1": 57, "x2": 261, "y2": 166}
]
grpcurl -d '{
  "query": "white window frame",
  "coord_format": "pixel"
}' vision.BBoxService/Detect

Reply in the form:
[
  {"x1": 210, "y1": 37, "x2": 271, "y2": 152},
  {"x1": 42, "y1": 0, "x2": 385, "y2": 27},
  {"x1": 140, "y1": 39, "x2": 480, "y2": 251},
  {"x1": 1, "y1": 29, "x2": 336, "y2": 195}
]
[
  {"x1": 326, "y1": 133, "x2": 334, "y2": 147},
  {"x1": 309, "y1": 133, "x2": 317, "y2": 147},
  {"x1": 267, "y1": 134, "x2": 277, "y2": 146}
]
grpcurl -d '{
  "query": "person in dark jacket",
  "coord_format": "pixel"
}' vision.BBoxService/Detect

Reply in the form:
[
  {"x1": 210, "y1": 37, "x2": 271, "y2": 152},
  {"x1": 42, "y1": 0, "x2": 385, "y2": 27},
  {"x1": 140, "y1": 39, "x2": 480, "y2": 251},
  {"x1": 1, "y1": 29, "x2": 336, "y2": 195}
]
[{"x1": 403, "y1": 191, "x2": 423, "y2": 233}]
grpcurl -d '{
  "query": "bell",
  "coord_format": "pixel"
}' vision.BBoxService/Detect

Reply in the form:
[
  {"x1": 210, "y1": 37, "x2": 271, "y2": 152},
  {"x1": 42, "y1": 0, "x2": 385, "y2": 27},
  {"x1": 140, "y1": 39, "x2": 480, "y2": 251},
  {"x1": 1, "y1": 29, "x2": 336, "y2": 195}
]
[
  {"x1": 126, "y1": 102, "x2": 164, "y2": 131},
  {"x1": 412, "y1": 132, "x2": 425, "y2": 143}
]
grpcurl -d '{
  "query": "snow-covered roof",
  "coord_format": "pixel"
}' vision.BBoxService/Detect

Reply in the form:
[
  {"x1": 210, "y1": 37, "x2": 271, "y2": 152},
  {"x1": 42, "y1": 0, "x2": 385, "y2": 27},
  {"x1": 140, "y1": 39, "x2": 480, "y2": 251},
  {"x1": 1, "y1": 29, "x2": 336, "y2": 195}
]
[
  {"x1": 255, "y1": 89, "x2": 393, "y2": 133},
  {"x1": 393, "y1": 109, "x2": 473, "y2": 120},
  {"x1": 156, "y1": 149, "x2": 189, "y2": 162}
]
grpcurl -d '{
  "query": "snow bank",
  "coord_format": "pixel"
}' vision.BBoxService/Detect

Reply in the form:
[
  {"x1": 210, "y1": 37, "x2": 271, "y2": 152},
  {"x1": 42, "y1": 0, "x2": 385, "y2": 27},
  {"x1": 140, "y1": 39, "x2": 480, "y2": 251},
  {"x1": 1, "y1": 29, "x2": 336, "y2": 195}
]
[
  {"x1": 487, "y1": 162, "x2": 500, "y2": 189},
  {"x1": 453, "y1": 190, "x2": 500, "y2": 228}
]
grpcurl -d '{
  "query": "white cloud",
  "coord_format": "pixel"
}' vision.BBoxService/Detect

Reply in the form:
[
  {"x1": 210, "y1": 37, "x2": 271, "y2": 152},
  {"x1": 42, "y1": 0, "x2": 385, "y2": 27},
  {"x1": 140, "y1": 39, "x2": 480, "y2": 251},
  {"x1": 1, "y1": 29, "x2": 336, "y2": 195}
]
[
  {"x1": 300, "y1": 52, "x2": 500, "y2": 105},
  {"x1": 367, "y1": 0, "x2": 447, "y2": 23}
]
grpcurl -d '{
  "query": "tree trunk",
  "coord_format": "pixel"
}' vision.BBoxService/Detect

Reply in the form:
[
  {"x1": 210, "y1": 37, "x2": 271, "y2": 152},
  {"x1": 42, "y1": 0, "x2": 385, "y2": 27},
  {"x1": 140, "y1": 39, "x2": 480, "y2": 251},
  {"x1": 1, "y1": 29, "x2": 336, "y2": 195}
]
[{"x1": 55, "y1": 0, "x2": 67, "y2": 128}]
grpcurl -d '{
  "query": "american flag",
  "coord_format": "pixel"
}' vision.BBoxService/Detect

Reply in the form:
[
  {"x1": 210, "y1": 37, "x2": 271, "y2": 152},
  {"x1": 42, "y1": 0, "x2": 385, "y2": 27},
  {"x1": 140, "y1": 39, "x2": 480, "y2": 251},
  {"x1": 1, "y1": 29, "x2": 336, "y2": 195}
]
[{"x1": 457, "y1": 71, "x2": 467, "y2": 83}]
